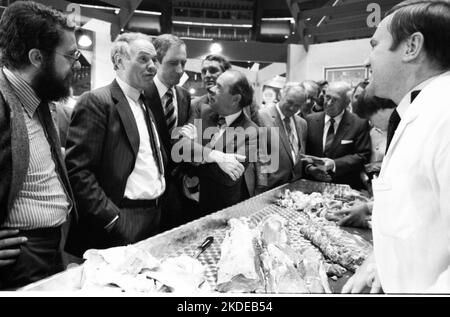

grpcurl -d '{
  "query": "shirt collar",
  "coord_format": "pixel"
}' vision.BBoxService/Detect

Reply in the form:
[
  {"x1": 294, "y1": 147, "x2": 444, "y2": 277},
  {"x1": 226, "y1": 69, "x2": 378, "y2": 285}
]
[
  {"x1": 396, "y1": 74, "x2": 441, "y2": 119},
  {"x1": 116, "y1": 76, "x2": 142, "y2": 103},
  {"x1": 223, "y1": 110, "x2": 242, "y2": 127},
  {"x1": 325, "y1": 109, "x2": 345, "y2": 125},
  {"x1": 154, "y1": 75, "x2": 174, "y2": 99},
  {"x1": 3, "y1": 67, "x2": 41, "y2": 117}
]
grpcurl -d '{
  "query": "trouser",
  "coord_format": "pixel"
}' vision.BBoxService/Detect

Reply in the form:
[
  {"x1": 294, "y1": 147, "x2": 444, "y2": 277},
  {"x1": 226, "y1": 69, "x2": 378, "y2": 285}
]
[
  {"x1": 0, "y1": 226, "x2": 64, "y2": 290},
  {"x1": 109, "y1": 200, "x2": 161, "y2": 246}
]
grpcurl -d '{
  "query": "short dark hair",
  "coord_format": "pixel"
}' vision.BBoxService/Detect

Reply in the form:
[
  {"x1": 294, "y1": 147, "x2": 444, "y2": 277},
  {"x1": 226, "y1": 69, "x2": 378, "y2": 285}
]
[
  {"x1": 227, "y1": 70, "x2": 254, "y2": 108},
  {"x1": 353, "y1": 90, "x2": 396, "y2": 119},
  {"x1": 0, "y1": 1, "x2": 75, "y2": 70},
  {"x1": 152, "y1": 34, "x2": 185, "y2": 63},
  {"x1": 386, "y1": 0, "x2": 450, "y2": 69},
  {"x1": 353, "y1": 80, "x2": 369, "y2": 96},
  {"x1": 203, "y1": 54, "x2": 232, "y2": 72}
]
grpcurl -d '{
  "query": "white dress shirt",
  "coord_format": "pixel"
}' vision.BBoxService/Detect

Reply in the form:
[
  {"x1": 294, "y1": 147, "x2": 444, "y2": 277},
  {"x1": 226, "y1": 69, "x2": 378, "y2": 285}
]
[
  {"x1": 154, "y1": 75, "x2": 178, "y2": 128},
  {"x1": 276, "y1": 104, "x2": 299, "y2": 162},
  {"x1": 116, "y1": 77, "x2": 165, "y2": 200}
]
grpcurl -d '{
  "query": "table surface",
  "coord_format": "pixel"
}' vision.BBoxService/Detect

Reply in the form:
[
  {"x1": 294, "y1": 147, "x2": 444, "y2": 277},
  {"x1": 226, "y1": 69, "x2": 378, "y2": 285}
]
[{"x1": 21, "y1": 179, "x2": 372, "y2": 293}]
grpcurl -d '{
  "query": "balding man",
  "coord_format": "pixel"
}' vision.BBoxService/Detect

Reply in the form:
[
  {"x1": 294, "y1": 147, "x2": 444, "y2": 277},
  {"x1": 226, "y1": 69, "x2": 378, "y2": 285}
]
[
  {"x1": 65, "y1": 33, "x2": 166, "y2": 255},
  {"x1": 304, "y1": 81, "x2": 371, "y2": 190},
  {"x1": 258, "y1": 82, "x2": 308, "y2": 190}
]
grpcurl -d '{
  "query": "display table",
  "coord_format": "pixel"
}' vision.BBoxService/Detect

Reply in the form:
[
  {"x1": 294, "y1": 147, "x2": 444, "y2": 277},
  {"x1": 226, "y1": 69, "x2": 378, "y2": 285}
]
[{"x1": 20, "y1": 179, "x2": 372, "y2": 293}]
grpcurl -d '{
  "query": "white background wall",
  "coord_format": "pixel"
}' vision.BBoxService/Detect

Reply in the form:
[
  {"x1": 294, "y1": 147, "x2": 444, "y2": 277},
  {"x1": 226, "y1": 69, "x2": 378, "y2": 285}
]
[{"x1": 287, "y1": 38, "x2": 371, "y2": 83}]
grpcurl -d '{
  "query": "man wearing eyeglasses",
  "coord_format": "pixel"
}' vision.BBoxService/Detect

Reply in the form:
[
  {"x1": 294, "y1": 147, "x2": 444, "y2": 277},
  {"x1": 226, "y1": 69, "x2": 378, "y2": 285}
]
[{"x1": 0, "y1": 1, "x2": 80, "y2": 289}]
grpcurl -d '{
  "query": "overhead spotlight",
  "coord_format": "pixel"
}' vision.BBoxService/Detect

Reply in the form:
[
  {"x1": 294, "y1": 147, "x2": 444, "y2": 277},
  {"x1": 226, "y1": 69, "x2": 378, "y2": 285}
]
[
  {"x1": 209, "y1": 43, "x2": 222, "y2": 54},
  {"x1": 78, "y1": 34, "x2": 92, "y2": 48},
  {"x1": 189, "y1": 88, "x2": 196, "y2": 95},
  {"x1": 75, "y1": 29, "x2": 94, "y2": 51}
]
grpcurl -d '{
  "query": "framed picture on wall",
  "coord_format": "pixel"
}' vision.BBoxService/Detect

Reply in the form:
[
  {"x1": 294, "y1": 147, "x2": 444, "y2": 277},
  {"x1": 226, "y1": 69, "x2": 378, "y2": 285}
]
[{"x1": 324, "y1": 65, "x2": 369, "y2": 87}]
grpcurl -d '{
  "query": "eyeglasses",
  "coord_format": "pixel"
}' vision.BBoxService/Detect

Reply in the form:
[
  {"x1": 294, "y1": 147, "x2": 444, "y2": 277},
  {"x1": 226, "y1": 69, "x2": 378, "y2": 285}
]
[{"x1": 54, "y1": 50, "x2": 81, "y2": 63}]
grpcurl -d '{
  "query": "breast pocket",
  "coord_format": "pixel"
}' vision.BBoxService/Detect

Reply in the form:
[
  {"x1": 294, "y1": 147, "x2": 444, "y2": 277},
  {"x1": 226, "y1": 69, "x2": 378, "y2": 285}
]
[{"x1": 372, "y1": 178, "x2": 422, "y2": 239}]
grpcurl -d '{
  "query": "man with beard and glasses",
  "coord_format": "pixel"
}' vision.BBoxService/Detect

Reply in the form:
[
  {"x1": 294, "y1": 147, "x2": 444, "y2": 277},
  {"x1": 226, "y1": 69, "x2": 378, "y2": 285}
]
[
  {"x1": 0, "y1": 1, "x2": 79, "y2": 289},
  {"x1": 65, "y1": 33, "x2": 167, "y2": 256}
]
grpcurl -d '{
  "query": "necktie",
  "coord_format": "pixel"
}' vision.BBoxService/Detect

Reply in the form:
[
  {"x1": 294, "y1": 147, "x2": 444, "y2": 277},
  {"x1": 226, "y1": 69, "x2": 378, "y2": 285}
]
[
  {"x1": 164, "y1": 88, "x2": 176, "y2": 135},
  {"x1": 283, "y1": 116, "x2": 300, "y2": 160},
  {"x1": 209, "y1": 115, "x2": 226, "y2": 148},
  {"x1": 324, "y1": 117, "x2": 335, "y2": 156},
  {"x1": 139, "y1": 94, "x2": 164, "y2": 175},
  {"x1": 411, "y1": 90, "x2": 421, "y2": 103},
  {"x1": 385, "y1": 90, "x2": 420, "y2": 153},
  {"x1": 385, "y1": 109, "x2": 400, "y2": 153}
]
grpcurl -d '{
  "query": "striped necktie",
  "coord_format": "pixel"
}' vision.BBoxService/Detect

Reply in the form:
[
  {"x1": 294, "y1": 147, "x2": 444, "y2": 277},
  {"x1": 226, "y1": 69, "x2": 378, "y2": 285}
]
[
  {"x1": 283, "y1": 116, "x2": 300, "y2": 160},
  {"x1": 164, "y1": 88, "x2": 177, "y2": 135}
]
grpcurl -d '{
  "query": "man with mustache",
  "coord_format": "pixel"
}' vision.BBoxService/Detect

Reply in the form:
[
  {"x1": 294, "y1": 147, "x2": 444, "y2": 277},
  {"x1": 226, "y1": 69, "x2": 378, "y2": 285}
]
[
  {"x1": 0, "y1": 1, "x2": 79, "y2": 289},
  {"x1": 65, "y1": 33, "x2": 167, "y2": 256}
]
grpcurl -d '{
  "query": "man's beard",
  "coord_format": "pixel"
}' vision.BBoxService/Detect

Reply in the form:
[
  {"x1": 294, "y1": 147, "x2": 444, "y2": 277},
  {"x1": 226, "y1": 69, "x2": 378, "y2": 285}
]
[{"x1": 32, "y1": 60, "x2": 73, "y2": 102}]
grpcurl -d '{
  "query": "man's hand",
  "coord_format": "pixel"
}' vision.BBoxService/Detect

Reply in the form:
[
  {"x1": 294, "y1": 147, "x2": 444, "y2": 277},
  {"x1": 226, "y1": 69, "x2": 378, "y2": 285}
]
[
  {"x1": 306, "y1": 165, "x2": 332, "y2": 182},
  {"x1": 0, "y1": 229, "x2": 27, "y2": 267},
  {"x1": 336, "y1": 203, "x2": 371, "y2": 228},
  {"x1": 209, "y1": 151, "x2": 246, "y2": 181},
  {"x1": 342, "y1": 254, "x2": 382, "y2": 294},
  {"x1": 179, "y1": 123, "x2": 197, "y2": 140},
  {"x1": 321, "y1": 158, "x2": 335, "y2": 172}
]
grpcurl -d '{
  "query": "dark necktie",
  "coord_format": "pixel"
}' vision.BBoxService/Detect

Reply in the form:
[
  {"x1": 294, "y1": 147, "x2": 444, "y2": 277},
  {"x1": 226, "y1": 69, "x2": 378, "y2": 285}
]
[
  {"x1": 385, "y1": 90, "x2": 420, "y2": 153},
  {"x1": 139, "y1": 94, "x2": 164, "y2": 175},
  {"x1": 164, "y1": 89, "x2": 176, "y2": 135},
  {"x1": 324, "y1": 117, "x2": 335, "y2": 156}
]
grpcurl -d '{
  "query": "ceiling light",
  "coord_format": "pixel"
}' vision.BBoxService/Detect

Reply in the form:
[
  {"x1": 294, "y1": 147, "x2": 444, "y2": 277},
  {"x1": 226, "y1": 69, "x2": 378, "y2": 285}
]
[
  {"x1": 210, "y1": 43, "x2": 222, "y2": 54},
  {"x1": 78, "y1": 34, "x2": 92, "y2": 48}
]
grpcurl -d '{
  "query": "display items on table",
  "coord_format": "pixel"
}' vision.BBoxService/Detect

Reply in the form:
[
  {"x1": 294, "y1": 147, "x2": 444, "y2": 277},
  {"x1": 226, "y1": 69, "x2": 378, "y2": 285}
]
[
  {"x1": 20, "y1": 180, "x2": 373, "y2": 294},
  {"x1": 277, "y1": 188, "x2": 370, "y2": 224}
]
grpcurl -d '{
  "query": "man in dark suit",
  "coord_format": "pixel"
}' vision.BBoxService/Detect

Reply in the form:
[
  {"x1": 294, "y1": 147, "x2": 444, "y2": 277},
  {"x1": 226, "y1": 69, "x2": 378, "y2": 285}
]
[
  {"x1": 65, "y1": 33, "x2": 166, "y2": 256},
  {"x1": 0, "y1": 1, "x2": 79, "y2": 289},
  {"x1": 177, "y1": 70, "x2": 258, "y2": 215},
  {"x1": 144, "y1": 34, "x2": 194, "y2": 231},
  {"x1": 305, "y1": 81, "x2": 371, "y2": 190},
  {"x1": 258, "y1": 82, "x2": 308, "y2": 190}
]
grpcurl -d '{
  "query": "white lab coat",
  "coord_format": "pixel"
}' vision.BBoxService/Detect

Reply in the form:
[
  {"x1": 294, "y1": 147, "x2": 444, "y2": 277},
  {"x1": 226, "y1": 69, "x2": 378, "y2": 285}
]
[{"x1": 372, "y1": 71, "x2": 450, "y2": 293}]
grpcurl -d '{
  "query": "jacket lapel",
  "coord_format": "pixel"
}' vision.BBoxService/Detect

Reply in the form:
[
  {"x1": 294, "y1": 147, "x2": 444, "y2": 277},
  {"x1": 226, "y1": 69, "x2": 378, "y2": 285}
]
[
  {"x1": 0, "y1": 70, "x2": 30, "y2": 211},
  {"x1": 328, "y1": 110, "x2": 351, "y2": 155},
  {"x1": 270, "y1": 105, "x2": 293, "y2": 164},
  {"x1": 175, "y1": 86, "x2": 187, "y2": 127},
  {"x1": 145, "y1": 81, "x2": 170, "y2": 152},
  {"x1": 293, "y1": 115, "x2": 305, "y2": 154},
  {"x1": 111, "y1": 80, "x2": 140, "y2": 157},
  {"x1": 314, "y1": 112, "x2": 325, "y2": 155}
]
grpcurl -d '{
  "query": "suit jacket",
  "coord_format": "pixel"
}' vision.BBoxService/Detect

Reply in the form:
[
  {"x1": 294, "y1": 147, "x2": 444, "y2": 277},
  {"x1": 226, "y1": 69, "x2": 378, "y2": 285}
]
[
  {"x1": 0, "y1": 69, "x2": 76, "y2": 225},
  {"x1": 372, "y1": 71, "x2": 450, "y2": 292},
  {"x1": 305, "y1": 110, "x2": 371, "y2": 189},
  {"x1": 64, "y1": 80, "x2": 167, "y2": 253},
  {"x1": 192, "y1": 106, "x2": 258, "y2": 214},
  {"x1": 258, "y1": 105, "x2": 307, "y2": 190}
]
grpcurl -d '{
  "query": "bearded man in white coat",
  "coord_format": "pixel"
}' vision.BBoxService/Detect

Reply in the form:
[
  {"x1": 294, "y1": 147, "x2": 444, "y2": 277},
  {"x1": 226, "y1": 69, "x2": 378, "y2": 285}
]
[{"x1": 343, "y1": 0, "x2": 450, "y2": 293}]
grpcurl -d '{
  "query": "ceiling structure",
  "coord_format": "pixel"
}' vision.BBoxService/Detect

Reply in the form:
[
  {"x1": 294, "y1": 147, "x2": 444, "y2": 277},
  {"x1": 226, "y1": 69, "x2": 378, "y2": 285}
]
[{"x1": 1, "y1": 0, "x2": 403, "y2": 49}]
